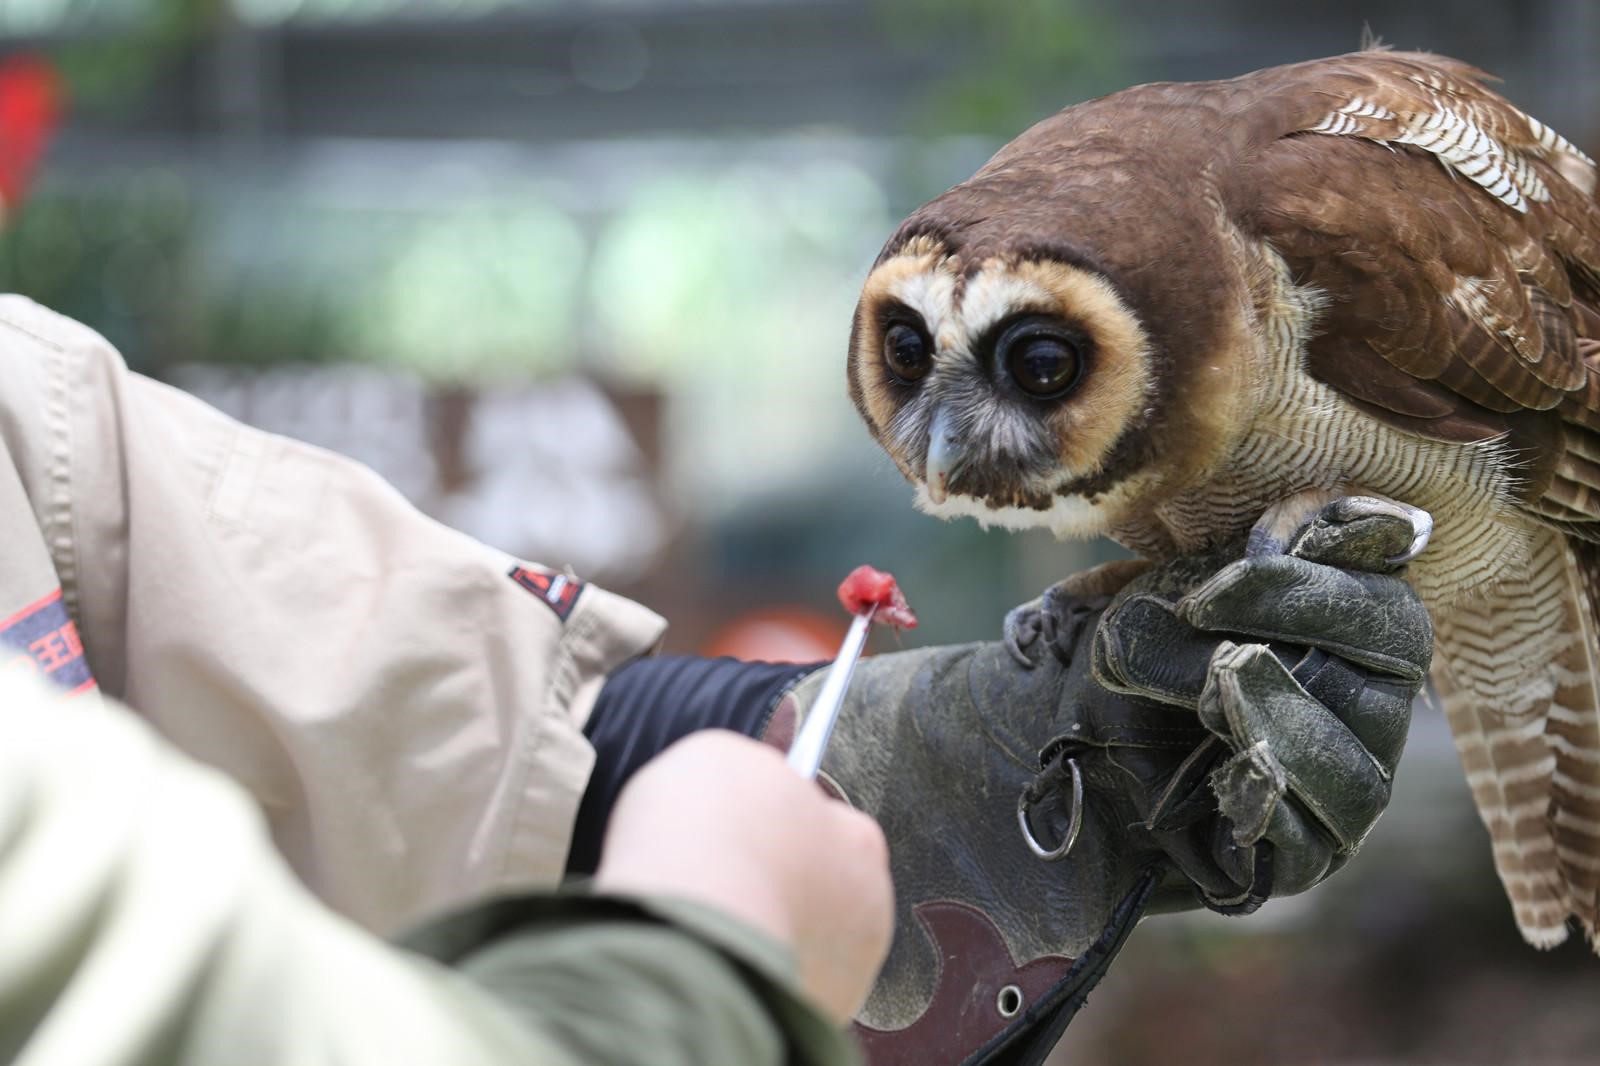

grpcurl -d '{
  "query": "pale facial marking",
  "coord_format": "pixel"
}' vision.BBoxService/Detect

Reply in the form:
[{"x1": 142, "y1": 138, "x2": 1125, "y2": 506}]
[
  {"x1": 887, "y1": 267, "x2": 959, "y2": 353},
  {"x1": 913, "y1": 468, "x2": 1165, "y2": 542},
  {"x1": 956, "y1": 270, "x2": 1063, "y2": 342},
  {"x1": 913, "y1": 480, "x2": 1111, "y2": 536}
]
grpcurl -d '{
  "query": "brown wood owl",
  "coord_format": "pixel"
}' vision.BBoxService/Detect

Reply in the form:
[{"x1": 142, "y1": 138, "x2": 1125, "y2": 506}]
[{"x1": 848, "y1": 49, "x2": 1600, "y2": 950}]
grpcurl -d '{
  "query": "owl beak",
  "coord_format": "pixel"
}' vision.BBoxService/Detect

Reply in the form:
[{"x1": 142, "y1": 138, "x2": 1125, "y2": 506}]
[{"x1": 924, "y1": 407, "x2": 968, "y2": 505}]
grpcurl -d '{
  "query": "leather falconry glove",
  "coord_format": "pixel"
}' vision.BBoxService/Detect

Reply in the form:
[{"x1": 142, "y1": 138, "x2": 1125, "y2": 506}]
[{"x1": 759, "y1": 496, "x2": 1433, "y2": 1066}]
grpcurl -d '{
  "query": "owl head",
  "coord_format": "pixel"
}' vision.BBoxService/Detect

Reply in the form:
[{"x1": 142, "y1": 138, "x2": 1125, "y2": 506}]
[{"x1": 847, "y1": 111, "x2": 1256, "y2": 539}]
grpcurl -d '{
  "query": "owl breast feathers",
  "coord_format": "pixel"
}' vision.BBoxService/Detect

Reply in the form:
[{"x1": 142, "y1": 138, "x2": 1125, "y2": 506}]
[{"x1": 848, "y1": 49, "x2": 1600, "y2": 950}]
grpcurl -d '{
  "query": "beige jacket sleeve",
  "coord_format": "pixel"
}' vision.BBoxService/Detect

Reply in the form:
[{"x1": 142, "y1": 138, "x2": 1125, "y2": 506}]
[
  {"x1": 0, "y1": 295, "x2": 667, "y2": 934},
  {"x1": 0, "y1": 667, "x2": 859, "y2": 1066}
]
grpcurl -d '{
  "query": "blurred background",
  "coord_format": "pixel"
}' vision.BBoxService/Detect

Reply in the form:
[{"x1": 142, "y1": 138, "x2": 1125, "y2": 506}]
[{"x1": 2, "y1": 0, "x2": 1599, "y2": 1062}]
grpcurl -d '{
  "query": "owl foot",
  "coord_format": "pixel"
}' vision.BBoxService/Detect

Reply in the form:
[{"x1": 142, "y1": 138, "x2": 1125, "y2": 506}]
[
  {"x1": 1002, "y1": 560, "x2": 1148, "y2": 669},
  {"x1": 1246, "y1": 488, "x2": 1342, "y2": 558},
  {"x1": 1250, "y1": 493, "x2": 1431, "y2": 571},
  {"x1": 1004, "y1": 585, "x2": 1107, "y2": 668}
]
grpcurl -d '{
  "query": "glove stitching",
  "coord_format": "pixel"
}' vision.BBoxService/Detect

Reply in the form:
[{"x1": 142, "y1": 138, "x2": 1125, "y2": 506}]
[
  {"x1": 1200, "y1": 840, "x2": 1275, "y2": 916},
  {"x1": 1189, "y1": 620, "x2": 1424, "y2": 683}
]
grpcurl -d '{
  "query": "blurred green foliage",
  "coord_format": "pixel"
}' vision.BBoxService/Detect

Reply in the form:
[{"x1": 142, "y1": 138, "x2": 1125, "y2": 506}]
[
  {"x1": 0, "y1": 2, "x2": 1122, "y2": 381},
  {"x1": 46, "y1": 0, "x2": 219, "y2": 119},
  {"x1": 0, "y1": 177, "x2": 197, "y2": 372},
  {"x1": 880, "y1": 0, "x2": 1121, "y2": 140},
  {"x1": 0, "y1": 183, "x2": 592, "y2": 377}
]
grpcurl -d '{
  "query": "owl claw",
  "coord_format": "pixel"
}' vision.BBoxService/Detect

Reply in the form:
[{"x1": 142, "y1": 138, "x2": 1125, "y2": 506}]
[
  {"x1": 1003, "y1": 598, "x2": 1047, "y2": 669},
  {"x1": 1255, "y1": 493, "x2": 1434, "y2": 570},
  {"x1": 1386, "y1": 504, "x2": 1434, "y2": 565},
  {"x1": 1003, "y1": 584, "x2": 1110, "y2": 669}
]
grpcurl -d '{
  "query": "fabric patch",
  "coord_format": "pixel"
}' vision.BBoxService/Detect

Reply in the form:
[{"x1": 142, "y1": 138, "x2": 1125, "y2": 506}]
[
  {"x1": 0, "y1": 588, "x2": 95, "y2": 694},
  {"x1": 508, "y1": 565, "x2": 583, "y2": 621}
]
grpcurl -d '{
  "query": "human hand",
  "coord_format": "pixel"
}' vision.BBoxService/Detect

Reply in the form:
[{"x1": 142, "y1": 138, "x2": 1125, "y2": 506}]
[{"x1": 593, "y1": 729, "x2": 894, "y2": 1023}]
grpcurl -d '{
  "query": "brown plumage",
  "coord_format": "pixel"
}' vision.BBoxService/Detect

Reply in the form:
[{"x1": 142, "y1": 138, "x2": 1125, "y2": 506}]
[{"x1": 848, "y1": 49, "x2": 1600, "y2": 949}]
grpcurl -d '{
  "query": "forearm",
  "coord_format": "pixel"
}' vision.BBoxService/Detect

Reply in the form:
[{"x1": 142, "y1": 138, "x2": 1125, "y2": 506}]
[
  {"x1": 0, "y1": 298, "x2": 669, "y2": 932},
  {"x1": 0, "y1": 671, "x2": 853, "y2": 1066},
  {"x1": 411, "y1": 894, "x2": 855, "y2": 1066}
]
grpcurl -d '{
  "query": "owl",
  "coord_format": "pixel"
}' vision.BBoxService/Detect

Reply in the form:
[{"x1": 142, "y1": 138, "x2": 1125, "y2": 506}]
[{"x1": 848, "y1": 49, "x2": 1600, "y2": 950}]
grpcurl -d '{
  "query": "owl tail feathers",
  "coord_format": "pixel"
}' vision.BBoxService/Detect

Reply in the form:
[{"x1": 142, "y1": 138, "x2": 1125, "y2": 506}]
[
  {"x1": 1433, "y1": 526, "x2": 1600, "y2": 951},
  {"x1": 1551, "y1": 539, "x2": 1600, "y2": 949},
  {"x1": 1438, "y1": 674, "x2": 1573, "y2": 948}
]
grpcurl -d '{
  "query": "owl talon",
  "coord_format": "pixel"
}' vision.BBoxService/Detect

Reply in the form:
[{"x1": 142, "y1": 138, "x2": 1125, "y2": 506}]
[
  {"x1": 1254, "y1": 493, "x2": 1433, "y2": 570},
  {"x1": 1003, "y1": 584, "x2": 1109, "y2": 669},
  {"x1": 1385, "y1": 504, "x2": 1434, "y2": 565},
  {"x1": 1003, "y1": 598, "x2": 1047, "y2": 669}
]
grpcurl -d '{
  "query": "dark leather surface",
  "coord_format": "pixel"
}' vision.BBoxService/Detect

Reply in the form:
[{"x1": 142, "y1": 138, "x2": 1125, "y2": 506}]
[{"x1": 761, "y1": 500, "x2": 1431, "y2": 1066}]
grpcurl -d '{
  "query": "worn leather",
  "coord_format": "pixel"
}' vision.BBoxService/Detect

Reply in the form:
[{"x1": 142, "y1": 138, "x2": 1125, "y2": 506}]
[
  {"x1": 1088, "y1": 498, "x2": 1430, "y2": 900},
  {"x1": 763, "y1": 498, "x2": 1432, "y2": 1064}
]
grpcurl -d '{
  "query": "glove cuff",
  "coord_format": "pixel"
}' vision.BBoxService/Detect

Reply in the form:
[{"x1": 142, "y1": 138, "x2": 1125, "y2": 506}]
[
  {"x1": 951, "y1": 870, "x2": 1160, "y2": 1066},
  {"x1": 760, "y1": 679, "x2": 1160, "y2": 1066}
]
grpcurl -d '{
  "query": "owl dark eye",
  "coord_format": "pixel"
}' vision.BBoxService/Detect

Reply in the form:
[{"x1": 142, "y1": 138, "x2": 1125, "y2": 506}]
[
  {"x1": 997, "y1": 318, "x2": 1082, "y2": 399},
  {"x1": 883, "y1": 322, "x2": 932, "y2": 384}
]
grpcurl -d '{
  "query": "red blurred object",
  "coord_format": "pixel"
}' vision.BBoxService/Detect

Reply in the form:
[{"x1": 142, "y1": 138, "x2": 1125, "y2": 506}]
[
  {"x1": 836, "y1": 564, "x2": 918, "y2": 629},
  {"x1": 701, "y1": 607, "x2": 847, "y2": 664},
  {"x1": 0, "y1": 54, "x2": 61, "y2": 217}
]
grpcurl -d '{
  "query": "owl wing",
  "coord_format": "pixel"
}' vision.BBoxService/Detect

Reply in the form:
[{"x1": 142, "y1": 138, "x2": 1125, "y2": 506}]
[
  {"x1": 1239, "y1": 51, "x2": 1600, "y2": 532},
  {"x1": 1237, "y1": 52, "x2": 1600, "y2": 949}
]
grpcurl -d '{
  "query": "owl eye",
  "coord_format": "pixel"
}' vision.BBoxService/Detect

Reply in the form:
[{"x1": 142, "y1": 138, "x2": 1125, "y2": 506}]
[
  {"x1": 883, "y1": 322, "x2": 932, "y2": 384},
  {"x1": 997, "y1": 318, "x2": 1082, "y2": 399}
]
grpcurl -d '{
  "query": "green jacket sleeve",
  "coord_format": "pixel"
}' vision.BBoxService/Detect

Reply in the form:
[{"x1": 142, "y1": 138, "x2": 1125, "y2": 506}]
[
  {"x1": 407, "y1": 893, "x2": 859, "y2": 1066},
  {"x1": 0, "y1": 669, "x2": 857, "y2": 1066}
]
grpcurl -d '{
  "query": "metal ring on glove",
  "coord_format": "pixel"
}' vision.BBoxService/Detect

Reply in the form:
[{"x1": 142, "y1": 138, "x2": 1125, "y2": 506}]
[{"x1": 1016, "y1": 754, "x2": 1084, "y2": 862}]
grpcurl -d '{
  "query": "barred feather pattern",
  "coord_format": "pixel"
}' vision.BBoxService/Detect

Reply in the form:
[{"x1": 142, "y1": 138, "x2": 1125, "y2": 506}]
[
  {"x1": 1434, "y1": 528, "x2": 1600, "y2": 946},
  {"x1": 1134, "y1": 240, "x2": 1600, "y2": 948},
  {"x1": 1559, "y1": 541, "x2": 1600, "y2": 935},
  {"x1": 1304, "y1": 71, "x2": 1596, "y2": 213},
  {"x1": 1129, "y1": 239, "x2": 1528, "y2": 608}
]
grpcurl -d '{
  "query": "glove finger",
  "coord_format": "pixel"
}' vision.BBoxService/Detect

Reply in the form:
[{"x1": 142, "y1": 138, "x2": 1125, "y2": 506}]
[
  {"x1": 1175, "y1": 554, "x2": 1432, "y2": 683},
  {"x1": 1254, "y1": 802, "x2": 1344, "y2": 898},
  {"x1": 1285, "y1": 648, "x2": 1413, "y2": 776},
  {"x1": 1199, "y1": 641, "x2": 1390, "y2": 853},
  {"x1": 1206, "y1": 740, "x2": 1350, "y2": 891},
  {"x1": 1099, "y1": 594, "x2": 1416, "y2": 771},
  {"x1": 1093, "y1": 592, "x2": 1339, "y2": 711},
  {"x1": 1092, "y1": 592, "x2": 1215, "y2": 708},
  {"x1": 1098, "y1": 584, "x2": 1418, "y2": 774},
  {"x1": 1209, "y1": 739, "x2": 1287, "y2": 845}
]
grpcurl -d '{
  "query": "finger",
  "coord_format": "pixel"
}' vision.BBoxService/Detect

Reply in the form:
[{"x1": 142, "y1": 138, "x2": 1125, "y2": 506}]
[
  {"x1": 1207, "y1": 748, "x2": 1342, "y2": 896},
  {"x1": 1094, "y1": 593, "x2": 1320, "y2": 710},
  {"x1": 1199, "y1": 642, "x2": 1390, "y2": 853},
  {"x1": 1257, "y1": 804, "x2": 1343, "y2": 898},
  {"x1": 1284, "y1": 648, "x2": 1413, "y2": 775},
  {"x1": 1208, "y1": 739, "x2": 1287, "y2": 845},
  {"x1": 1175, "y1": 554, "x2": 1433, "y2": 682},
  {"x1": 1099, "y1": 592, "x2": 1416, "y2": 767},
  {"x1": 1092, "y1": 592, "x2": 1216, "y2": 708}
]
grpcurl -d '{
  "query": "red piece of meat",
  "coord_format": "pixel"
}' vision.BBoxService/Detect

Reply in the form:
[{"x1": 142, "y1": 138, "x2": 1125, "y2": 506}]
[{"x1": 837, "y1": 565, "x2": 918, "y2": 629}]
